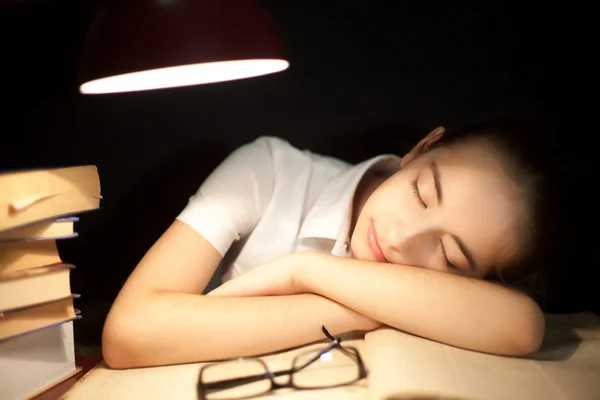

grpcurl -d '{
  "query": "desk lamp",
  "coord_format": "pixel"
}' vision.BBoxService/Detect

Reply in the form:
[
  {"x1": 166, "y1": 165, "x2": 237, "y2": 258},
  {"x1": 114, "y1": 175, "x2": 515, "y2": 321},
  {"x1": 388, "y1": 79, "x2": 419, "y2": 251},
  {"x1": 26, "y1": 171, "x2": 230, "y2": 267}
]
[{"x1": 78, "y1": 0, "x2": 289, "y2": 94}]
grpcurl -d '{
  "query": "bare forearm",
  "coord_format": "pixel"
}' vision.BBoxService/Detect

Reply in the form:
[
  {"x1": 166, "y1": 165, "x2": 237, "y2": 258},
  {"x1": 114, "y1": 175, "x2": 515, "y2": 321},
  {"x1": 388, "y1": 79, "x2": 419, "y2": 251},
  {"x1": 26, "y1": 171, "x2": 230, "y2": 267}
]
[
  {"x1": 297, "y1": 254, "x2": 544, "y2": 356},
  {"x1": 103, "y1": 292, "x2": 372, "y2": 368}
]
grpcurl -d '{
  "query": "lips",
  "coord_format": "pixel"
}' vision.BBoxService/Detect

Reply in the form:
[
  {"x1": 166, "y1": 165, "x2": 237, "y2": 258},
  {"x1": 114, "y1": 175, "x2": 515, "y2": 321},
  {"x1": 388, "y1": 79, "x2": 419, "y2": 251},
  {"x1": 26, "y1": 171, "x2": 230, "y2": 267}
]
[{"x1": 367, "y1": 221, "x2": 388, "y2": 262}]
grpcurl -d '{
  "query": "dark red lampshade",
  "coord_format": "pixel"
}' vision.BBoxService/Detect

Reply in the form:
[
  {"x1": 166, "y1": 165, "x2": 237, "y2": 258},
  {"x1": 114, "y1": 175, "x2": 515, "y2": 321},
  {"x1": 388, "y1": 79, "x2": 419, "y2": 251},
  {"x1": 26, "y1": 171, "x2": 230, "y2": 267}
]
[{"x1": 79, "y1": 0, "x2": 289, "y2": 94}]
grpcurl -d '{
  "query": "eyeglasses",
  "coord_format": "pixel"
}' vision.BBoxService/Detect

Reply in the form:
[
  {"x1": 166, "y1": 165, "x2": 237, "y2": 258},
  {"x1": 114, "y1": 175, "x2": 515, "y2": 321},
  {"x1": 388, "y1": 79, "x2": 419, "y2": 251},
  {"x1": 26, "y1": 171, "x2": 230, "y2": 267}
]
[{"x1": 197, "y1": 326, "x2": 367, "y2": 400}]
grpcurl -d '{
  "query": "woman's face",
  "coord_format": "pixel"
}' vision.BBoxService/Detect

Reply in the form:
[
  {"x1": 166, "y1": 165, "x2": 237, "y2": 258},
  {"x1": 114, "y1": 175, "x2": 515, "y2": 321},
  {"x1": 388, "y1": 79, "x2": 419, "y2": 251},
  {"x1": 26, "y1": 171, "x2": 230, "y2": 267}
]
[{"x1": 351, "y1": 137, "x2": 521, "y2": 278}]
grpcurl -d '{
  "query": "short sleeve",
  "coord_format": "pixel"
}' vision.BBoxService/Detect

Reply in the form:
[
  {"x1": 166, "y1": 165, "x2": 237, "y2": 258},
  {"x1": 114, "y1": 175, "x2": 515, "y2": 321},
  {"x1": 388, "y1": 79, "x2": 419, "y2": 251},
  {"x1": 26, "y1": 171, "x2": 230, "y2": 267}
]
[{"x1": 176, "y1": 137, "x2": 276, "y2": 256}]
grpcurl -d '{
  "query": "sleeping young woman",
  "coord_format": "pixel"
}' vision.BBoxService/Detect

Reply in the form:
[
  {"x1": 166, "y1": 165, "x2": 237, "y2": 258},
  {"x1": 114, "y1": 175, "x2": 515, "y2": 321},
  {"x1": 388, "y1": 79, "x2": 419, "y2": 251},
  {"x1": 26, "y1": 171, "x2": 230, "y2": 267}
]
[{"x1": 102, "y1": 120, "x2": 547, "y2": 369}]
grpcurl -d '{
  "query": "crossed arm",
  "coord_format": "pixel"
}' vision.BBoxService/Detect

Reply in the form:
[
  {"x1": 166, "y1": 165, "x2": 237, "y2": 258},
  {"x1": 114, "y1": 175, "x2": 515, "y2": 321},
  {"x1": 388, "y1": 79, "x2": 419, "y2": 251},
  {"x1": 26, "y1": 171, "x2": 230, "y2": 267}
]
[
  {"x1": 103, "y1": 220, "x2": 544, "y2": 369},
  {"x1": 209, "y1": 248, "x2": 545, "y2": 357}
]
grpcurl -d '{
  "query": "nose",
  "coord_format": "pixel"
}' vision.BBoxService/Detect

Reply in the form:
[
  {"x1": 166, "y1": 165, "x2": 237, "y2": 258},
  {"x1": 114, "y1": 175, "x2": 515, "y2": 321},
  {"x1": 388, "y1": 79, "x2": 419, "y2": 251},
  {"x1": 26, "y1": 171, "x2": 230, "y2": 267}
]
[
  {"x1": 387, "y1": 220, "x2": 430, "y2": 252},
  {"x1": 389, "y1": 227, "x2": 413, "y2": 251}
]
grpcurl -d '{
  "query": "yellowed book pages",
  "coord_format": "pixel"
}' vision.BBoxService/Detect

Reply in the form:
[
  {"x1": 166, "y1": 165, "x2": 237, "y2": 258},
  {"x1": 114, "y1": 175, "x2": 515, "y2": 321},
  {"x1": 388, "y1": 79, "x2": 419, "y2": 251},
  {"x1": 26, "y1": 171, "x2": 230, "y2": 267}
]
[
  {"x1": 60, "y1": 337, "x2": 368, "y2": 400},
  {"x1": 365, "y1": 312, "x2": 600, "y2": 400},
  {"x1": 0, "y1": 265, "x2": 74, "y2": 312},
  {"x1": 0, "y1": 165, "x2": 101, "y2": 232},
  {"x1": 0, "y1": 240, "x2": 61, "y2": 275},
  {"x1": 0, "y1": 296, "x2": 78, "y2": 341}
]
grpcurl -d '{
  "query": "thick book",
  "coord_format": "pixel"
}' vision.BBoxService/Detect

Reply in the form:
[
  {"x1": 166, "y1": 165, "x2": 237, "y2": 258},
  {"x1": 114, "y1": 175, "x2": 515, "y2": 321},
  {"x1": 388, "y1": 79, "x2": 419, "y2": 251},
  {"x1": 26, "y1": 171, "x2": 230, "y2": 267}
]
[
  {"x1": 0, "y1": 295, "x2": 81, "y2": 342},
  {"x1": 0, "y1": 240, "x2": 63, "y2": 276},
  {"x1": 0, "y1": 165, "x2": 101, "y2": 232},
  {"x1": 0, "y1": 264, "x2": 75, "y2": 312},
  {"x1": 0, "y1": 217, "x2": 79, "y2": 242},
  {"x1": 0, "y1": 321, "x2": 79, "y2": 400}
]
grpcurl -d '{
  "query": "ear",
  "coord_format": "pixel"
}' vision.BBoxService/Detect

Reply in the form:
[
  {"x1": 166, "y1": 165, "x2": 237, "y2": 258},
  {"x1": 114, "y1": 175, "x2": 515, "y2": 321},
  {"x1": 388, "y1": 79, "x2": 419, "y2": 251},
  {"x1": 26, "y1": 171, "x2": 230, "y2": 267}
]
[{"x1": 400, "y1": 126, "x2": 445, "y2": 167}]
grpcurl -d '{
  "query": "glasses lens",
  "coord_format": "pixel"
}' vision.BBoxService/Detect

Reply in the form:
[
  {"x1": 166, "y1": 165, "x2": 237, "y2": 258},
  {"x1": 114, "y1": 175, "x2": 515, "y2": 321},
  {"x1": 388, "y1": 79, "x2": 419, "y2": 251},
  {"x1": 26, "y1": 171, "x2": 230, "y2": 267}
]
[
  {"x1": 200, "y1": 359, "x2": 271, "y2": 400},
  {"x1": 292, "y1": 347, "x2": 361, "y2": 389}
]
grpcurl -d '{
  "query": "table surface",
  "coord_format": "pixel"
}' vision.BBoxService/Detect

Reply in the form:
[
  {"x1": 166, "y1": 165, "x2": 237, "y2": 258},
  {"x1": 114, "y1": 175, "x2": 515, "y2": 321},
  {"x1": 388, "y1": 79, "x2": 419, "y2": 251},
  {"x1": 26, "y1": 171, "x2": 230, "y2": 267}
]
[{"x1": 48, "y1": 337, "x2": 370, "y2": 400}]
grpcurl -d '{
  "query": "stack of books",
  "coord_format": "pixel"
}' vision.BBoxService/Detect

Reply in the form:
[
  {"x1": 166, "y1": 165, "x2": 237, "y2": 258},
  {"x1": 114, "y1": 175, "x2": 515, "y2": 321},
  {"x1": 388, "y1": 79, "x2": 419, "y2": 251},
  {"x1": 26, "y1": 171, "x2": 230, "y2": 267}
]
[{"x1": 0, "y1": 165, "x2": 101, "y2": 400}]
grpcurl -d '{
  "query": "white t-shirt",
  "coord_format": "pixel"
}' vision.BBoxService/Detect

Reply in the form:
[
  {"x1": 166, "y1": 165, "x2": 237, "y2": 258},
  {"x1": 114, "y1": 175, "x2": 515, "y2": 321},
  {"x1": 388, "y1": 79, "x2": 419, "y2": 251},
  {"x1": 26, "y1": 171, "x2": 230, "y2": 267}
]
[{"x1": 177, "y1": 136, "x2": 400, "y2": 282}]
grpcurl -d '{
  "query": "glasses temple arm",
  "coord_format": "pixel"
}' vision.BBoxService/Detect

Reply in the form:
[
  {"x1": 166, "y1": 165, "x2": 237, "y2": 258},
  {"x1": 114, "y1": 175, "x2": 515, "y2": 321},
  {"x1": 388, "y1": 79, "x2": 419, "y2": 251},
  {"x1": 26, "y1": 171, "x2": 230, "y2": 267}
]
[{"x1": 200, "y1": 367, "x2": 293, "y2": 392}]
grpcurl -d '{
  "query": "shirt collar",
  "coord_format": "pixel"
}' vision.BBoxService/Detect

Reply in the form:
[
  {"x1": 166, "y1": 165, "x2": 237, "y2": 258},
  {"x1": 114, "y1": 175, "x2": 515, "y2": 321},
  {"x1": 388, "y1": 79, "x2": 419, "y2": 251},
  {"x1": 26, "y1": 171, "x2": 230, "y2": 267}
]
[{"x1": 297, "y1": 154, "x2": 401, "y2": 256}]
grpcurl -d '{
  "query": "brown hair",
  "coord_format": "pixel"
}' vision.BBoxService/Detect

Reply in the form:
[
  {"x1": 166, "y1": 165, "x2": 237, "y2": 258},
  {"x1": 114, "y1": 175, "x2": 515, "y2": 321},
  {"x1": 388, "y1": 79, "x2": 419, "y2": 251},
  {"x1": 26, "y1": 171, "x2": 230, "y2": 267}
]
[{"x1": 430, "y1": 119, "x2": 549, "y2": 301}]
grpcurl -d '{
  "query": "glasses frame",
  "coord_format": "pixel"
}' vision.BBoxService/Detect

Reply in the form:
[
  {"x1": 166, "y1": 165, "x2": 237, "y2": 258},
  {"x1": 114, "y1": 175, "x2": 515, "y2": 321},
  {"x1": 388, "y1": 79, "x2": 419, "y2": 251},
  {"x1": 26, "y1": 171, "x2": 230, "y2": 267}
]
[{"x1": 197, "y1": 326, "x2": 368, "y2": 400}]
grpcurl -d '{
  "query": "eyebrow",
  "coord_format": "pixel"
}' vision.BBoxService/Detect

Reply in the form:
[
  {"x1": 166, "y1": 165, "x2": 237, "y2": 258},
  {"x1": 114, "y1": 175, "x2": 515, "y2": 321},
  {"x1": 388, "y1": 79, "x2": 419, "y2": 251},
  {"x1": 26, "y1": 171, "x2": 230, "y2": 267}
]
[
  {"x1": 429, "y1": 161, "x2": 442, "y2": 204},
  {"x1": 430, "y1": 160, "x2": 476, "y2": 271}
]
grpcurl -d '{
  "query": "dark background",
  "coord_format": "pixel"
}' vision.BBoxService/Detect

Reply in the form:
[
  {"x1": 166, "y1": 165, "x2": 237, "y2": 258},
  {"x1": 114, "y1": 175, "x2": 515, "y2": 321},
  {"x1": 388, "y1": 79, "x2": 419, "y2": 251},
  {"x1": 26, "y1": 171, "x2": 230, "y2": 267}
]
[{"x1": 1, "y1": 1, "x2": 592, "y2": 347}]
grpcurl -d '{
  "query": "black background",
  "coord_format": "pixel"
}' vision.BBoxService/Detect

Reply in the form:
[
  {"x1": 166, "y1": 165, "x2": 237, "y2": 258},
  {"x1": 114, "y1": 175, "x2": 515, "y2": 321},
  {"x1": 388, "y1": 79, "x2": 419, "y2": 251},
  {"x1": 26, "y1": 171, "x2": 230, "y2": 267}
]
[{"x1": 1, "y1": 1, "x2": 592, "y2": 346}]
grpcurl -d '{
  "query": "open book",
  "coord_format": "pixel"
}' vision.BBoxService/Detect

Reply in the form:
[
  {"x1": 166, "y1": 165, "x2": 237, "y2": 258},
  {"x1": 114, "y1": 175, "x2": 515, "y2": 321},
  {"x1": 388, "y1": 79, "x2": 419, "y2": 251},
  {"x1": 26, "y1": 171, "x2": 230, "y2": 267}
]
[
  {"x1": 60, "y1": 313, "x2": 600, "y2": 400},
  {"x1": 366, "y1": 312, "x2": 600, "y2": 400}
]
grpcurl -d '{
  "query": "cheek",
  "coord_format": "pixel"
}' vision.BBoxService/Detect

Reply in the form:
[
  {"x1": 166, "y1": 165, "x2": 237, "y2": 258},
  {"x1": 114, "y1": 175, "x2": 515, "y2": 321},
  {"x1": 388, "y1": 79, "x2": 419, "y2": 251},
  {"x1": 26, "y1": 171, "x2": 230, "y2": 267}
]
[
  {"x1": 350, "y1": 219, "x2": 376, "y2": 261},
  {"x1": 370, "y1": 180, "x2": 414, "y2": 215}
]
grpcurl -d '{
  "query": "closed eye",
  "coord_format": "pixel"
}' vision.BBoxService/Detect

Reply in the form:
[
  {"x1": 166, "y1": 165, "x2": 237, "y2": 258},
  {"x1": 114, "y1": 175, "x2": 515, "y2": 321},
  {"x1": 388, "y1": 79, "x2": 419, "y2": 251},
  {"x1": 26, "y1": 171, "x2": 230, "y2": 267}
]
[
  {"x1": 411, "y1": 178, "x2": 427, "y2": 208},
  {"x1": 439, "y1": 239, "x2": 457, "y2": 271}
]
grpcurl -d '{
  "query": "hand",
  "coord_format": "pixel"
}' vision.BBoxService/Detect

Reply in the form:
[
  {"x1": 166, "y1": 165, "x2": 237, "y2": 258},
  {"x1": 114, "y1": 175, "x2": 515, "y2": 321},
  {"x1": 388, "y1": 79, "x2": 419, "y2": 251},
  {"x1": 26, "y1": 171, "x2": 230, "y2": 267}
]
[
  {"x1": 208, "y1": 251, "x2": 383, "y2": 332},
  {"x1": 207, "y1": 251, "x2": 318, "y2": 297}
]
